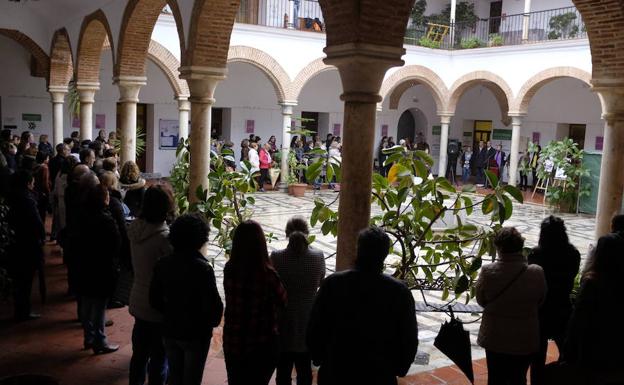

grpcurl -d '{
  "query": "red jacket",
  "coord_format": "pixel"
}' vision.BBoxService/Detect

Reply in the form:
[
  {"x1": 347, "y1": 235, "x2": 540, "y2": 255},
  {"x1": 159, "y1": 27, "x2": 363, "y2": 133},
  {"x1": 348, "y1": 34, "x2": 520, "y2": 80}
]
[{"x1": 259, "y1": 148, "x2": 271, "y2": 169}]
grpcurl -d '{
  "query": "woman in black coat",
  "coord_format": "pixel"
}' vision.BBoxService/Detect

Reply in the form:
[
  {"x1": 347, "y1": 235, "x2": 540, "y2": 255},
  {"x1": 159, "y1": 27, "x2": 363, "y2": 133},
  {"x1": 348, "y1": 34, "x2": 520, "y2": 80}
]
[
  {"x1": 6, "y1": 170, "x2": 46, "y2": 320},
  {"x1": 77, "y1": 184, "x2": 121, "y2": 354},
  {"x1": 528, "y1": 216, "x2": 580, "y2": 384}
]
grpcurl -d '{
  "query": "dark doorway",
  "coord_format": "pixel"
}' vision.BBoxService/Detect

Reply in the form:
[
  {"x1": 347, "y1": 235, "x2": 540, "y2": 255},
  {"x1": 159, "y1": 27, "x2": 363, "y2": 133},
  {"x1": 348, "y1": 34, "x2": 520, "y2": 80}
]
[
  {"x1": 212, "y1": 108, "x2": 223, "y2": 140},
  {"x1": 569, "y1": 124, "x2": 586, "y2": 149},
  {"x1": 489, "y1": 1, "x2": 503, "y2": 34},
  {"x1": 397, "y1": 110, "x2": 416, "y2": 145},
  {"x1": 301, "y1": 111, "x2": 319, "y2": 134}
]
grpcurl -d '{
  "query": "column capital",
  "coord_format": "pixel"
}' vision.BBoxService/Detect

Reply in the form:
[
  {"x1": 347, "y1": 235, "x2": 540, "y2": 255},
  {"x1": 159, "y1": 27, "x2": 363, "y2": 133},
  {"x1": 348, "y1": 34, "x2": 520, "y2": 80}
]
[
  {"x1": 48, "y1": 86, "x2": 68, "y2": 103},
  {"x1": 114, "y1": 76, "x2": 146, "y2": 103},
  {"x1": 324, "y1": 43, "x2": 405, "y2": 103},
  {"x1": 76, "y1": 82, "x2": 99, "y2": 104},
  {"x1": 179, "y1": 66, "x2": 227, "y2": 104},
  {"x1": 593, "y1": 86, "x2": 624, "y2": 123},
  {"x1": 177, "y1": 96, "x2": 191, "y2": 111},
  {"x1": 438, "y1": 113, "x2": 453, "y2": 125},
  {"x1": 280, "y1": 103, "x2": 295, "y2": 116}
]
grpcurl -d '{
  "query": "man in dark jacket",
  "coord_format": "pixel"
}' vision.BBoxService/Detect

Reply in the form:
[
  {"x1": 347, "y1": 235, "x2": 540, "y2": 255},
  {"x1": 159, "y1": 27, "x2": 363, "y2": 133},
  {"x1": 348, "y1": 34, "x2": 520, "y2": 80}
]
[
  {"x1": 7, "y1": 170, "x2": 46, "y2": 320},
  {"x1": 475, "y1": 141, "x2": 488, "y2": 186},
  {"x1": 307, "y1": 226, "x2": 418, "y2": 385},
  {"x1": 150, "y1": 214, "x2": 223, "y2": 385}
]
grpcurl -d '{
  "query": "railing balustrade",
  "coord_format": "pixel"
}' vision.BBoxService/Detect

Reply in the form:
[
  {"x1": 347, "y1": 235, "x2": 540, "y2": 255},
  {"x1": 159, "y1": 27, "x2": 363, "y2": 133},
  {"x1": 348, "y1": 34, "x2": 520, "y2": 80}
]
[{"x1": 229, "y1": 2, "x2": 586, "y2": 50}]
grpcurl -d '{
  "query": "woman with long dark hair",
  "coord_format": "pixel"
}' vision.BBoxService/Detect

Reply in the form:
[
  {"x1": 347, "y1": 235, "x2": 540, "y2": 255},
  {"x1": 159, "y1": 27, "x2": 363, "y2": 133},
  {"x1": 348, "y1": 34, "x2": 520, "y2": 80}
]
[
  {"x1": 562, "y1": 233, "x2": 624, "y2": 383},
  {"x1": 528, "y1": 216, "x2": 580, "y2": 384},
  {"x1": 271, "y1": 217, "x2": 325, "y2": 385},
  {"x1": 223, "y1": 220, "x2": 287, "y2": 385}
]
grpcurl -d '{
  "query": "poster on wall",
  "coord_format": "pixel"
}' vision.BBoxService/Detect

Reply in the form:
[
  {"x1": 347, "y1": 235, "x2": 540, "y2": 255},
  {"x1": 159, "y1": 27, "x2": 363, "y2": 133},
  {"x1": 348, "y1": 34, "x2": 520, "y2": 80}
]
[
  {"x1": 431, "y1": 125, "x2": 441, "y2": 156},
  {"x1": 159, "y1": 119, "x2": 179, "y2": 149},
  {"x1": 595, "y1": 136, "x2": 603, "y2": 151},
  {"x1": 532, "y1": 132, "x2": 541, "y2": 145},
  {"x1": 333, "y1": 123, "x2": 341, "y2": 136},
  {"x1": 246, "y1": 120, "x2": 255, "y2": 134},
  {"x1": 95, "y1": 114, "x2": 106, "y2": 130},
  {"x1": 72, "y1": 116, "x2": 80, "y2": 128},
  {"x1": 22, "y1": 113, "x2": 41, "y2": 130},
  {"x1": 381, "y1": 124, "x2": 388, "y2": 137}
]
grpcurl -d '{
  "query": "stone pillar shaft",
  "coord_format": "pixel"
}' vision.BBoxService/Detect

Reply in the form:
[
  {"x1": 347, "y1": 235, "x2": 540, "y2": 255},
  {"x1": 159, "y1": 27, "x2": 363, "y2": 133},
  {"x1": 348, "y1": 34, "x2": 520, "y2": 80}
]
[
  {"x1": 49, "y1": 86, "x2": 67, "y2": 147},
  {"x1": 177, "y1": 96, "x2": 191, "y2": 141},
  {"x1": 324, "y1": 43, "x2": 405, "y2": 271},
  {"x1": 438, "y1": 115, "x2": 452, "y2": 177},
  {"x1": 509, "y1": 115, "x2": 524, "y2": 187},
  {"x1": 76, "y1": 82, "x2": 99, "y2": 141},
  {"x1": 180, "y1": 67, "x2": 227, "y2": 203},
  {"x1": 279, "y1": 103, "x2": 296, "y2": 191},
  {"x1": 116, "y1": 77, "x2": 146, "y2": 166}
]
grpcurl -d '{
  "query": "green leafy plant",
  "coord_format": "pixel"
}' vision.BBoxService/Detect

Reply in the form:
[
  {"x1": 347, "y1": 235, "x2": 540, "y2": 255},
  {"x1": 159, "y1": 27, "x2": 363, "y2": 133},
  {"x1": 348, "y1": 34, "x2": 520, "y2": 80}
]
[
  {"x1": 113, "y1": 125, "x2": 147, "y2": 159},
  {"x1": 488, "y1": 33, "x2": 504, "y2": 47},
  {"x1": 169, "y1": 138, "x2": 273, "y2": 257},
  {"x1": 548, "y1": 12, "x2": 580, "y2": 40},
  {"x1": 536, "y1": 138, "x2": 590, "y2": 212},
  {"x1": 460, "y1": 37, "x2": 484, "y2": 49},
  {"x1": 308, "y1": 145, "x2": 523, "y2": 304},
  {"x1": 410, "y1": 0, "x2": 428, "y2": 26},
  {"x1": 418, "y1": 36, "x2": 442, "y2": 49}
]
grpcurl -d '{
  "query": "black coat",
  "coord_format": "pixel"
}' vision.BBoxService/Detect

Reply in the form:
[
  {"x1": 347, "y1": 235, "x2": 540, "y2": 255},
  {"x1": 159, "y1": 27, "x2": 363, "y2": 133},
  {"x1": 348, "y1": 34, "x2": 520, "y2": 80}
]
[
  {"x1": 528, "y1": 244, "x2": 580, "y2": 338},
  {"x1": 475, "y1": 147, "x2": 488, "y2": 168},
  {"x1": 108, "y1": 189, "x2": 131, "y2": 268},
  {"x1": 6, "y1": 190, "x2": 45, "y2": 270},
  {"x1": 150, "y1": 251, "x2": 223, "y2": 341},
  {"x1": 76, "y1": 209, "x2": 121, "y2": 298},
  {"x1": 307, "y1": 269, "x2": 418, "y2": 385}
]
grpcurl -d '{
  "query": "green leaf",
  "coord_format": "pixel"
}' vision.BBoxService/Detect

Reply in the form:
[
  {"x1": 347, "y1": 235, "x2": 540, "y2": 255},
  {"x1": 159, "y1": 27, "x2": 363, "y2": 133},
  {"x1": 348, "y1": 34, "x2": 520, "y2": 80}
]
[
  {"x1": 482, "y1": 196, "x2": 496, "y2": 215},
  {"x1": 461, "y1": 184, "x2": 476, "y2": 193},
  {"x1": 485, "y1": 170, "x2": 499, "y2": 187},
  {"x1": 414, "y1": 150, "x2": 434, "y2": 167},
  {"x1": 503, "y1": 185, "x2": 524, "y2": 203},
  {"x1": 454, "y1": 275, "x2": 469, "y2": 294}
]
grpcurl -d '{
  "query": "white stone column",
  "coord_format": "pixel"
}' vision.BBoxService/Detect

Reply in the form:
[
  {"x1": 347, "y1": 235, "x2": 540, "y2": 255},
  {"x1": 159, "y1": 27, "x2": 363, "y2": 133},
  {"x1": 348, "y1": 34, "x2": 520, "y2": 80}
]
[
  {"x1": 287, "y1": 0, "x2": 295, "y2": 29},
  {"x1": 180, "y1": 67, "x2": 227, "y2": 203},
  {"x1": 325, "y1": 43, "x2": 405, "y2": 271},
  {"x1": 177, "y1": 96, "x2": 191, "y2": 141},
  {"x1": 76, "y1": 82, "x2": 99, "y2": 141},
  {"x1": 49, "y1": 86, "x2": 68, "y2": 146},
  {"x1": 594, "y1": 87, "x2": 624, "y2": 239},
  {"x1": 438, "y1": 114, "x2": 452, "y2": 177},
  {"x1": 508, "y1": 114, "x2": 524, "y2": 187},
  {"x1": 115, "y1": 76, "x2": 146, "y2": 166},
  {"x1": 279, "y1": 102, "x2": 297, "y2": 191},
  {"x1": 450, "y1": 0, "x2": 457, "y2": 46},
  {"x1": 522, "y1": 0, "x2": 532, "y2": 43}
]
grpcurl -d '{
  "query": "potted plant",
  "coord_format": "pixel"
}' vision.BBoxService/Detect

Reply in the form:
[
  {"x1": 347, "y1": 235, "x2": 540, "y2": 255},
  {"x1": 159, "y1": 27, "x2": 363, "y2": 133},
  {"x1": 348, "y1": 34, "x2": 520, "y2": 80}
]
[
  {"x1": 288, "y1": 151, "x2": 308, "y2": 197},
  {"x1": 535, "y1": 138, "x2": 590, "y2": 212}
]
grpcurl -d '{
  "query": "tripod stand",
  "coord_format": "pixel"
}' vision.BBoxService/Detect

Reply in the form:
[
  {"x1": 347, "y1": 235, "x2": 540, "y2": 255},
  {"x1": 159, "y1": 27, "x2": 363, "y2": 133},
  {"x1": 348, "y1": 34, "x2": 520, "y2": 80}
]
[{"x1": 446, "y1": 156, "x2": 458, "y2": 185}]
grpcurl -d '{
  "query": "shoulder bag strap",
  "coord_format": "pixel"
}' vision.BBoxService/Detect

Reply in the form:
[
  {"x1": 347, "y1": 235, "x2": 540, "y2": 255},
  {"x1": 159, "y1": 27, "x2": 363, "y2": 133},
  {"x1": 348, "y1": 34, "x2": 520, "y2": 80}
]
[{"x1": 488, "y1": 265, "x2": 528, "y2": 303}]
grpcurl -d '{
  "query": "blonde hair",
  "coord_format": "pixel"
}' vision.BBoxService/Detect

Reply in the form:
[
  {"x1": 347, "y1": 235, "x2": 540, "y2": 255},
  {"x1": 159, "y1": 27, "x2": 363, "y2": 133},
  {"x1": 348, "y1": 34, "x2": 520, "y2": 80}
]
[
  {"x1": 120, "y1": 161, "x2": 140, "y2": 184},
  {"x1": 99, "y1": 171, "x2": 118, "y2": 190}
]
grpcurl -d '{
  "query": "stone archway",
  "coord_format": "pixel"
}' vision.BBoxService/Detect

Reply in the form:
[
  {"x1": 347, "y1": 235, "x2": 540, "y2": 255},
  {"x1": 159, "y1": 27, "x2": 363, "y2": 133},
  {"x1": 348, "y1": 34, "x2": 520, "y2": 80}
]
[
  {"x1": 448, "y1": 71, "x2": 514, "y2": 126},
  {"x1": 0, "y1": 29, "x2": 49, "y2": 79},
  {"x1": 380, "y1": 65, "x2": 449, "y2": 113},
  {"x1": 116, "y1": 0, "x2": 185, "y2": 79},
  {"x1": 512, "y1": 67, "x2": 592, "y2": 114},
  {"x1": 75, "y1": 10, "x2": 115, "y2": 84},
  {"x1": 228, "y1": 45, "x2": 291, "y2": 103},
  {"x1": 290, "y1": 58, "x2": 336, "y2": 101}
]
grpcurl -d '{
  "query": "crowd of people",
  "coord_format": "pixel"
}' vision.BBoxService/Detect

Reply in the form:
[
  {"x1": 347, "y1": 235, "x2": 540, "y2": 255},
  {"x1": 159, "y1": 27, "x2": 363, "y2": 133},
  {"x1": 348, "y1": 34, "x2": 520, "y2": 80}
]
[{"x1": 2, "y1": 128, "x2": 624, "y2": 385}]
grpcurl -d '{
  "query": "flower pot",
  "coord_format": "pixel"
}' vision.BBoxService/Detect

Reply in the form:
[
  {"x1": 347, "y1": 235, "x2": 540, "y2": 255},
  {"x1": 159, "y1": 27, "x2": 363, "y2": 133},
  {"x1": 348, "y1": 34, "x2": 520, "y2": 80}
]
[
  {"x1": 290, "y1": 183, "x2": 307, "y2": 197},
  {"x1": 288, "y1": 185, "x2": 293, "y2": 195}
]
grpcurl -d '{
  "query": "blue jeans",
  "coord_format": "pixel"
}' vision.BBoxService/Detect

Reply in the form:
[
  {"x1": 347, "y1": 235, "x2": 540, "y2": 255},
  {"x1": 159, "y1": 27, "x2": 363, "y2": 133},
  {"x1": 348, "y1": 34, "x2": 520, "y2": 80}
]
[
  {"x1": 80, "y1": 296, "x2": 107, "y2": 348},
  {"x1": 164, "y1": 337, "x2": 211, "y2": 385},
  {"x1": 462, "y1": 167, "x2": 471, "y2": 183},
  {"x1": 129, "y1": 318, "x2": 168, "y2": 385}
]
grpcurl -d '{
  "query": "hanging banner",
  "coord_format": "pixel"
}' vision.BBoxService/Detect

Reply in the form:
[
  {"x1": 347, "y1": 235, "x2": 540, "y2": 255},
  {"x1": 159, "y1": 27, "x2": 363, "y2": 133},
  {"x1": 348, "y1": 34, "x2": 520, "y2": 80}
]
[
  {"x1": 492, "y1": 129, "x2": 512, "y2": 141},
  {"x1": 595, "y1": 136, "x2": 603, "y2": 151},
  {"x1": 381, "y1": 124, "x2": 388, "y2": 137},
  {"x1": 22, "y1": 113, "x2": 41, "y2": 130},
  {"x1": 95, "y1": 114, "x2": 106, "y2": 130},
  {"x1": 159, "y1": 119, "x2": 179, "y2": 149},
  {"x1": 532, "y1": 132, "x2": 541, "y2": 144},
  {"x1": 246, "y1": 119, "x2": 255, "y2": 134},
  {"x1": 333, "y1": 123, "x2": 341, "y2": 136}
]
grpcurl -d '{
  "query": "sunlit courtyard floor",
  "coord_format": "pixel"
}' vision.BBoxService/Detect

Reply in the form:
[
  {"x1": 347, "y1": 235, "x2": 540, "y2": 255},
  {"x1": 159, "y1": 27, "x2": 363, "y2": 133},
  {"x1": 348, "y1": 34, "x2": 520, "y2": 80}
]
[{"x1": 0, "y1": 188, "x2": 592, "y2": 384}]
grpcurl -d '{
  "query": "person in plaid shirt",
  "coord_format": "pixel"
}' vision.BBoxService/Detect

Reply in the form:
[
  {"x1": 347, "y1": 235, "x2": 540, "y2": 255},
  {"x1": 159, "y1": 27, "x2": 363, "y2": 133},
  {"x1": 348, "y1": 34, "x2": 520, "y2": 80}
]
[{"x1": 223, "y1": 220, "x2": 287, "y2": 385}]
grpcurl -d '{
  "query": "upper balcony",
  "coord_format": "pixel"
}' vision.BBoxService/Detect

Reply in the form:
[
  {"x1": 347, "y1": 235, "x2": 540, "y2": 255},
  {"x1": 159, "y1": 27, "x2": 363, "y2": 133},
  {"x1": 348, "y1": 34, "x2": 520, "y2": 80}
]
[{"x1": 222, "y1": 0, "x2": 587, "y2": 50}]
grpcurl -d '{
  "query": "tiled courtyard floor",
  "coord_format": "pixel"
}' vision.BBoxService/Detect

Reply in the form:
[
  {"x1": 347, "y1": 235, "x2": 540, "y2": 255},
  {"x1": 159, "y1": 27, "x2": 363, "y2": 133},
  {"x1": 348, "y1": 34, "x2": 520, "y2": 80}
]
[{"x1": 0, "y1": 188, "x2": 592, "y2": 384}]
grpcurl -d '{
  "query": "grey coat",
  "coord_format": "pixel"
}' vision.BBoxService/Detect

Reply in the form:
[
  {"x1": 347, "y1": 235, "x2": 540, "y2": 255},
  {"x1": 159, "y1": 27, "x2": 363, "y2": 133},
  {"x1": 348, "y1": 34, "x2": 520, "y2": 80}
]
[
  {"x1": 476, "y1": 252, "x2": 546, "y2": 355},
  {"x1": 271, "y1": 246, "x2": 325, "y2": 352},
  {"x1": 128, "y1": 219, "x2": 172, "y2": 322}
]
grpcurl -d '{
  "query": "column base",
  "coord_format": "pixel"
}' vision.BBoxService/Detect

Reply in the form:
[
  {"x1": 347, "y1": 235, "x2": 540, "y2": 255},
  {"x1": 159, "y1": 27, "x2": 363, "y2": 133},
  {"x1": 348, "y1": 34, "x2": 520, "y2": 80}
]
[{"x1": 278, "y1": 182, "x2": 289, "y2": 192}]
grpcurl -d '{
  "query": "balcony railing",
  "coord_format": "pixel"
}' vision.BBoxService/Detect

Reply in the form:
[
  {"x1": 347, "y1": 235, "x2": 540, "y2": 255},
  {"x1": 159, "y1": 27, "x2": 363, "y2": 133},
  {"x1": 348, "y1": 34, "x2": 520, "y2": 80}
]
[
  {"x1": 236, "y1": 0, "x2": 324, "y2": 32},
  {"x1": 406, "y1": 6, "x2": 586, "y2": 49},
  {"x1": 231, "y1": 2, "x2": 586, "y2": 50}
]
